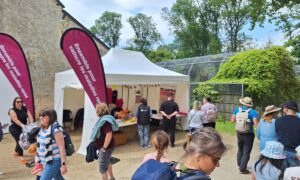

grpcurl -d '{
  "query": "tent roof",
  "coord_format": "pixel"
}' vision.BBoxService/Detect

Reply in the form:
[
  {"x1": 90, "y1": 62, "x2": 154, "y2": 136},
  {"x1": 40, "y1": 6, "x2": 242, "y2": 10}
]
[{"x1": 56, "y1": 48, "x2": 189, "y2": 85}]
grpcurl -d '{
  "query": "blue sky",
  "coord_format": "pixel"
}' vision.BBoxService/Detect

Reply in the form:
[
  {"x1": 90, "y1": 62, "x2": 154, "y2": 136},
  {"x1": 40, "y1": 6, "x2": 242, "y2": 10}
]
[{"x1": 60, "y1": 0, "x2": 285, "y2": 48}]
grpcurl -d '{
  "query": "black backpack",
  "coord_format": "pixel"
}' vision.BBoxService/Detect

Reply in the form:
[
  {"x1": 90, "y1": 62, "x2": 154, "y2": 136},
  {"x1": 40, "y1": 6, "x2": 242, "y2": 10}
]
[
  {"x1": 51, "y1": 123, "x2": 75, "y2": 156},
  {"x1": 132, "y1": 159, "x2": 177, "y2": 180},
  {"x1": 137, "y1": 105, "x2": 151, "y2": 125}
]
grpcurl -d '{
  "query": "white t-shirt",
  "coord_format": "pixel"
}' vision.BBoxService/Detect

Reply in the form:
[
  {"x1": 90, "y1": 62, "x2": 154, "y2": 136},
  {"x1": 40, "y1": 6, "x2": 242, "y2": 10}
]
[
  {"x1": 284, "y1": 166, "x2": 300, "y2": 180},
  {"x1": 188, "y1": 109, "x2": 204, "y2": 129}
]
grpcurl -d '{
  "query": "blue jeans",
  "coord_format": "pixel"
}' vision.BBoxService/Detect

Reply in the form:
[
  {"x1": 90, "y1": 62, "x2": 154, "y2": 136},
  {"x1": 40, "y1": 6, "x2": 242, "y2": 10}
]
[
  {"x1": 40, "y1": 159, "x2": 64, "y2": 180},
  {"x1": 138, "y1": 124, "x2": 149, "y2": 147},
  {"x1": 284, "y1": 151, "x2": 300, "y2": 168}
]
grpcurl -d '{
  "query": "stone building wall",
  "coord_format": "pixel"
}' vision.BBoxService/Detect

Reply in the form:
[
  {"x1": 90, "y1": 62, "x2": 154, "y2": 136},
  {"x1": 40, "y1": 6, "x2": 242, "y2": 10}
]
[{"x1": 0, "y1": 0, "x2": 108, "y2": 118}]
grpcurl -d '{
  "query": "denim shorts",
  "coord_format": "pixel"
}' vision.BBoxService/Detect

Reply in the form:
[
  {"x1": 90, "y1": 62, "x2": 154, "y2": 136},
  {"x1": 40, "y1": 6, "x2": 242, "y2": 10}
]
[{"x1": 98, "y1": 148, "x2": 114, "y2": 173}]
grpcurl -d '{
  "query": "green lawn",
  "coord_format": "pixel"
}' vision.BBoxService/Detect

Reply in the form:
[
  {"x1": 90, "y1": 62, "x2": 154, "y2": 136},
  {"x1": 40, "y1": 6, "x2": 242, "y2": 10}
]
[{"x1": 216, "y1": 119, "x2": 236, "y2": 135}]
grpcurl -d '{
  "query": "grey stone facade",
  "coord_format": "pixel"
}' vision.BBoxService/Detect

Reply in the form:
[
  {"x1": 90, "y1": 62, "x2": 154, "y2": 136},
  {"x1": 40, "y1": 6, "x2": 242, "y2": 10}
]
[{"x1": 0, "y1": 0, "x2": 109, "y2": 117}]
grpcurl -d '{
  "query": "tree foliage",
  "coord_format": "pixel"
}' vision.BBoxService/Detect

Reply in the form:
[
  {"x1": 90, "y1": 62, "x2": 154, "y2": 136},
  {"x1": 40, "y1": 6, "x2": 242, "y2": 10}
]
[
  {"x1": 127, "y1": 13, "x2": 162, "y2": 53},
  {"x1": 249, "y1": 0, "x2": 300, "y2": 59},
  {"x1": 90, "y1": 11, "x2": 122, "y2": 48},
  {"x1": 162, "y1": 0, "x2": 222, "y2": 58},
  {"x1": 192, "y1": 83, "x2": 221, "y2": 103},
  {"x1": 209, "y1": 46, "x2": 300, "y2": 106},
  {"x1": 162, "y1": 0, "x2": 253, "y2": 57},
  {"x1": 222, "y1": 0, "x2": 251, "y2": 52},
  {"x1": 146, "y1": 47, "x2": 174, "y2": 62}
]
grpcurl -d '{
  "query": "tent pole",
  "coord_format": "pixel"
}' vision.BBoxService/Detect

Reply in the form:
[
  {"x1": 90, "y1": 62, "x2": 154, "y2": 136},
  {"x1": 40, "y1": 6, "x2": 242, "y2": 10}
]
[
  {"x1": 146, "y1": 85, "x2": 149, "y2": 99},
  {"x1": 121, "y1": 85, "x2": 123, "y2": 98},
  {"x1": 127, "y1": 86, "x2": 129, "y2": 109}
]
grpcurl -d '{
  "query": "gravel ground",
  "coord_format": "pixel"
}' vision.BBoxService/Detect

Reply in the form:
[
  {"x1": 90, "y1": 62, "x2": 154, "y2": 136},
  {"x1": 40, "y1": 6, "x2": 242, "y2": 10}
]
[{"x1": 0, "y1": 126, "x2": 259, "y2": 180}]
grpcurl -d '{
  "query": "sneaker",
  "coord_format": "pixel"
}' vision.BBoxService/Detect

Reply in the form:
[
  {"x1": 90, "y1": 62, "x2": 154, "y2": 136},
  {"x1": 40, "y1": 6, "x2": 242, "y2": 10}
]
[
  {"x1": 239, "y1": 169, "x2": 250, "y2": 174},
  {"x1": 0, "y1": 171, "x2": 4, "y2": 176},
  {"x1": 170, "y1": 144, "x2": 175, "y2": 148},
  {"x1": 144, "y1": 144, "x2": 151, "y2": 149},
  {"x1": 26, "y1": 161, "x2": 35, "y2": 168}
]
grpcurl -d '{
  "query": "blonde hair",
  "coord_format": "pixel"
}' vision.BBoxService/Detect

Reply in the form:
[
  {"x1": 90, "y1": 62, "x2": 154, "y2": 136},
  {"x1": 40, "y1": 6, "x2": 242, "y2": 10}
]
[
  {"x1": 150, "y1": 130, "x2": 169, "y2": 161},
  {"x1": 96, "y1": 103, "x2": 108, "y2": 117},
  {"x1": 182, "y1": 127, "x2": 226, "y2": 160},
  {"x1": 193, "y1": 100, "x2": 201, "y2": 111}
]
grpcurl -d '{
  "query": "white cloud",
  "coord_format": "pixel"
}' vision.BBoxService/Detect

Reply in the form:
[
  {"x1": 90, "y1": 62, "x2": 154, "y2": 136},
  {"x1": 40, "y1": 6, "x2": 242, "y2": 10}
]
[
  {"x1": 60, "y1": 0, "x2": 285, "y2": 49},
  {"x1": 60, "y1": 0, "x2": 175, "y2": 47}
]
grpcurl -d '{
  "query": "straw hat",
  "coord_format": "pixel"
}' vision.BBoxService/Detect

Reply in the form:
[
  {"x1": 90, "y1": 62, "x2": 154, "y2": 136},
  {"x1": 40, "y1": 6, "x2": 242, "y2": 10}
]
[
  {"x1": 261, "y1": 141, "x2": 286, "y2": 159},
  {"x1": 262, "y1": 105, "x2": 281, "y2": 117},
  {"x1": 239, "y1": 97, "x2": 253, "y2": 107}
]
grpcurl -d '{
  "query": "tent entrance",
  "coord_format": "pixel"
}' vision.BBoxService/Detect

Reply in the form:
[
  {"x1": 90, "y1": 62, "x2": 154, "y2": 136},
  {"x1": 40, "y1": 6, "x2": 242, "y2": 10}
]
[{"x1": 63, "y1": 88, "x2": 84, "y2": 131}]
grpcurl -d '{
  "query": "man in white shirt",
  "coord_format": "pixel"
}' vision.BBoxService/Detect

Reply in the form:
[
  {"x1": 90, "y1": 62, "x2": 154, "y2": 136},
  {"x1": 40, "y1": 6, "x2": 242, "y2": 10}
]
[{"x1": 284, "y1": 145, "x2": 300, "y2": 180}]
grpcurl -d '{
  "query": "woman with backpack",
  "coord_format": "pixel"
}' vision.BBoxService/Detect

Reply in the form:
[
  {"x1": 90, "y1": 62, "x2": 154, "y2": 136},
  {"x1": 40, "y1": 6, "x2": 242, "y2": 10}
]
[
  {"x1": 36, "y1": 108, "x2": 67, "y2": 180},
  {"x1": 91, "y1": 103, "x2": 119, "y2": 180},
  {"x1": 177, "y1": 127, "x2": 227, "y2": 179},
  {"x1": 256, "y1": 105, "x2": 281, "y2": 151}
]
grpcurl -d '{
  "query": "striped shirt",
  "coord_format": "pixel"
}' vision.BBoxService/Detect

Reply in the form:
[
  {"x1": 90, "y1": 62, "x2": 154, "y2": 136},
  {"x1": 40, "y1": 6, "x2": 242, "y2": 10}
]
[{"x1": 37, "y1": 122, "x2": 63, "y2": 165}]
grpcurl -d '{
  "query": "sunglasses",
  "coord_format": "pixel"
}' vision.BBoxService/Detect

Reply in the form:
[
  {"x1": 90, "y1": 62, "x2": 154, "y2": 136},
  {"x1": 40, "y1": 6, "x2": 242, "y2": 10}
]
[
  {"x1": 209, "y1": 155, "x2": 221, "y2": 165},
  {"x1": 39, "y1": 113, "x2": 47, "y2": 117},
  {"x1": 16, "y1": 101, "x2": 23, "y2": 103}
]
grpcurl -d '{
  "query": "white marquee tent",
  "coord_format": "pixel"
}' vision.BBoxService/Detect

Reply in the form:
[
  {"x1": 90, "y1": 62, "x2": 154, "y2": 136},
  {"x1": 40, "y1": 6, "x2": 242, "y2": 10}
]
[
  {"x1": 54, "y1": 48, "x2": 190, "y2": 155},
  {"x1": 0, "y1": 70, "x2": 18, "y2": 133}
]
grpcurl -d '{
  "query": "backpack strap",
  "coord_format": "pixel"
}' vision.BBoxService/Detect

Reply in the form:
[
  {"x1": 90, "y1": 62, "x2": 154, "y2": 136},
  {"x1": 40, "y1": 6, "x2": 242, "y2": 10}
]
[
  {"x1": 50, "y1": 122, "x2": 63, "y2": 140},
  {"x1": 245, "y1": 108, "x2": 251, "y2": 113}
]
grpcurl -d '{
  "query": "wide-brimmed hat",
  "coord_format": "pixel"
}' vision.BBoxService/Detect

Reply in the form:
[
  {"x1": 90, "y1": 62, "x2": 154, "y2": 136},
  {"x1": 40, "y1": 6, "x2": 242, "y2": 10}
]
[
  {"x1": 261, "y1": 141, "x2": 286, "y2": 159},
  {"x1": 282, "y1": 100, "x2": 299, "y2": 112},
  {"x1": 263, "y1": 105, "x2": 281, "y2": 117},
  {"x1": 239, "y1": 97, "x2": 253, "y2": 107}
]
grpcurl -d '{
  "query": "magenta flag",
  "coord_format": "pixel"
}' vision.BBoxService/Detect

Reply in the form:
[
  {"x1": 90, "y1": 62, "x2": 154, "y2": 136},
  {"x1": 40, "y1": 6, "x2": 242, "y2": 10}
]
[
  {"x1": 0, "y1": 33, "x2": 35, "y2": 116},
  {"x1": 60, "y1": 28, "x2": 108, "y2": 107}
]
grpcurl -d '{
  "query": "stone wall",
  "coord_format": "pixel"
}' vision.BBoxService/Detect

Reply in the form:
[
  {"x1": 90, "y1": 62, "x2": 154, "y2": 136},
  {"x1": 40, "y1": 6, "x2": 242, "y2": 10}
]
[{"x1": 0, "y1": 0, "x2": 108, "y2": 118}]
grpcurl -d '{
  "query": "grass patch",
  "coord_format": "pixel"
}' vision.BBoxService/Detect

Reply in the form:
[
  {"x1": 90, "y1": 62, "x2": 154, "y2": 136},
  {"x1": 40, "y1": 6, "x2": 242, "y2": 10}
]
[{"x1": 216, "y1": 119, "x2": 236, "y2": 135}]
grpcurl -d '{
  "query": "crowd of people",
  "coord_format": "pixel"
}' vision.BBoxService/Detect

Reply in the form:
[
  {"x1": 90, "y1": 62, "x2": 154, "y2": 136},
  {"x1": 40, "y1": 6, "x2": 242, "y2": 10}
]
[
  {"x1": 1, "y1": 95, "x2": 300, "y2": 179},
  {"x1": 230, "y1": 97, "x2": 300, "y2": 180}
]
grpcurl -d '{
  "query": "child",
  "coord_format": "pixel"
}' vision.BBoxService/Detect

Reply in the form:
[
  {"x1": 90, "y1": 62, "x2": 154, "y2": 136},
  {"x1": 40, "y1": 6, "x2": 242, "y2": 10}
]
[
  {"x1": 251, "y1": 141, "x2": 286, "y2": 180},
  {"x1": 143, "y1": 130, "x2": 170, "y2": 163},
  {"x1": 284, "y1": 145, "x2": 300, "y2": 180},
  {"x1": 136, "y1": 98, "x2": 151, "y2": 148}
]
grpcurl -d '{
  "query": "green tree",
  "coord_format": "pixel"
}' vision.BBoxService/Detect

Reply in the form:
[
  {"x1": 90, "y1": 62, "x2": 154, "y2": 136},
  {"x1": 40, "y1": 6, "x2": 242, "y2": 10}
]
[
  {"x1": 249, "y1": 1, "x2": 300, "y2": 59},
  {"x1": 90, "y1": 11, "x2": 122, "y2": 48},
  {"x1": 192, "y1": 83, "x2": 221, "y2": 103},
  {"x1": 209, "y1": 46, "x2": 300, "y2": 106},
  {"x1": 162, "y1": 0, "x2": 222, "y2": 58},
  {"x1": 146, "y1": 48, "x2": 174, "y2": 62},
  {"x1": 222, "y1": 0, "x2": 251, "y2": 52},
  {"x1": 127, "y1": 13, "x2": 162, "y2": 53}
]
